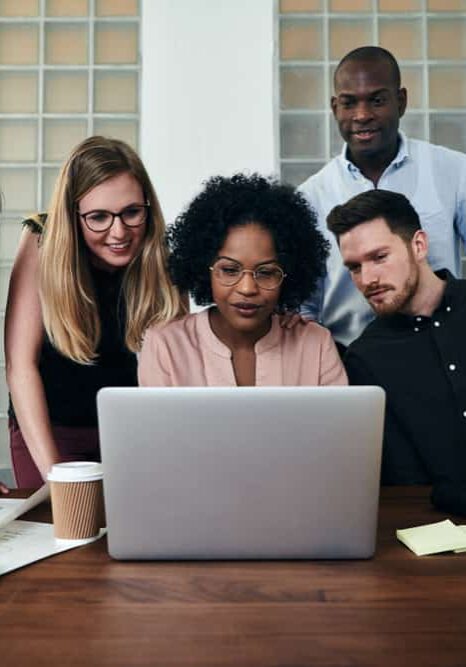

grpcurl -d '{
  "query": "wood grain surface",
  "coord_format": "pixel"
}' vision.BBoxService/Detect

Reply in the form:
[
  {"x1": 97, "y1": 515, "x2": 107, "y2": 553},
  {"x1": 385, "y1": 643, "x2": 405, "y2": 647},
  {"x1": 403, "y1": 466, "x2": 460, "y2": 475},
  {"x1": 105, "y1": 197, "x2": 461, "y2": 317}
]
[{"x1": 1, "y1": 487, "x2": 465, "y2": 667}]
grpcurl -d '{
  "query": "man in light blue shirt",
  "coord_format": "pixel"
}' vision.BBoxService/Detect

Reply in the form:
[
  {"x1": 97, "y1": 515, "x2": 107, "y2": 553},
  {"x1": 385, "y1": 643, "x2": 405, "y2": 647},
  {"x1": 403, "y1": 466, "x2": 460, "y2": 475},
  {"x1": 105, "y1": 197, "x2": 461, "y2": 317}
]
[{"x1": 299, "y1": 46, "x2": 466, "y2": 347}]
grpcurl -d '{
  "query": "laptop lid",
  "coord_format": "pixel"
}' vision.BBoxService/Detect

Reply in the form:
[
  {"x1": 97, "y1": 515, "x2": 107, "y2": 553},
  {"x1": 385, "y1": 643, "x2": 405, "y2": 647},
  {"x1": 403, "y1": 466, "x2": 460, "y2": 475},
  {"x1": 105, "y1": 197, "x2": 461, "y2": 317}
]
[{"x1": 97, "y1": 386, "x2": 385, "y2": 560}]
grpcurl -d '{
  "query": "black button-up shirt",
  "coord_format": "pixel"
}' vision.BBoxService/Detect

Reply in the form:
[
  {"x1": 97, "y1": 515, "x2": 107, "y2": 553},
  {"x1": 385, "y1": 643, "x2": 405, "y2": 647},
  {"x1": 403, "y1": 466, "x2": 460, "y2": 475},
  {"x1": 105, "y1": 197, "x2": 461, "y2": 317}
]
[{"x1": 344, "y1": 270, "x2": 466, "y2": 485}]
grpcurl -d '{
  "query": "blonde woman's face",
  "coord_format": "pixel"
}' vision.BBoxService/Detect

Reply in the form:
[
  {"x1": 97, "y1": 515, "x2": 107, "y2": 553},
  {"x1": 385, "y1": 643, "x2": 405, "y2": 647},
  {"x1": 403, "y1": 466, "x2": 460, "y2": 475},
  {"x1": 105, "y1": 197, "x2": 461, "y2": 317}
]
[{"x1": 78, "y1": 171, "x2": 147, "y2": 272}]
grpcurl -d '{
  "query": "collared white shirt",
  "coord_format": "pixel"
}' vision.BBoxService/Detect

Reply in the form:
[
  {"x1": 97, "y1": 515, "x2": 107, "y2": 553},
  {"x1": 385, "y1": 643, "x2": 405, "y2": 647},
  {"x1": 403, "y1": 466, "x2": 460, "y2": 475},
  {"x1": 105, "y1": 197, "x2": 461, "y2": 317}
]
[{"x1": 299, "y1": 132, "x2": 466, "y2": 346}]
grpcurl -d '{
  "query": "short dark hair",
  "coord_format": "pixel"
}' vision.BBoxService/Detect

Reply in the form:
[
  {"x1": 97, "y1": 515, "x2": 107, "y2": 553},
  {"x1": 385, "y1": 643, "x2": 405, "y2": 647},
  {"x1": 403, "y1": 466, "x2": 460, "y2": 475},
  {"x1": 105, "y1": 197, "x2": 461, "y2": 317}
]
[
  {"x1": 327, "y1": 190, "x2": 421, "y2": 243},
  {"x1": 334, "y1": 46, "x2": 401, "y2": 89},
  {"x1": 167, "y1": 173, "x2": 329, "y2": 311}
]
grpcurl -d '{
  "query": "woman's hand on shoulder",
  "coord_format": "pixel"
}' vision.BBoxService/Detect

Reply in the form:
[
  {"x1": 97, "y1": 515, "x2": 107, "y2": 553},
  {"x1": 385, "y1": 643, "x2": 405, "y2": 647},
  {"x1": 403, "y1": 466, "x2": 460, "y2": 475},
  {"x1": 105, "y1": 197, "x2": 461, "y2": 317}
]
[
  {"x1": 278, "y1": 311, "x2": 309, "y2": 329},
  {"x1": 0, "y1": 481, "x2": 10, "y2": 494}
]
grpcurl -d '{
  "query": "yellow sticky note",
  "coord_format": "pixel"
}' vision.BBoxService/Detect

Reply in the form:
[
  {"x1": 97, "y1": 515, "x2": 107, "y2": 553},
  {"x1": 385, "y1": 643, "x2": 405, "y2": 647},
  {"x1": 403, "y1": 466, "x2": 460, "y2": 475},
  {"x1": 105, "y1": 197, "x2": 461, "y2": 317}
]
[
  {"x1": 396, "y1": 519, "x2": 466, "y2": 556},
  {"x1": 454, "y1": 525, "x2": 466, "y2": 554}
]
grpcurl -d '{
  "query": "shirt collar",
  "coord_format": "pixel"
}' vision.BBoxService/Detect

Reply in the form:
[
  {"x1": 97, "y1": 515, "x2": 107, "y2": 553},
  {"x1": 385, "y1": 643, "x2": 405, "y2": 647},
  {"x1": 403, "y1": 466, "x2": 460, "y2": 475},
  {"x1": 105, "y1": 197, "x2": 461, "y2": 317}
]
[
  {"x1": 340, "y1": 131, "x2": 409, "y2": 178},
  {"x1": 198, "y1": 307, "x2": 282, "y2": 357},
  {"x1": 438, "y1": 268, "x2": 465, "y2": 310},
  {"x1": 378, "y1": 269, "x2": 459, "y2": 330}
]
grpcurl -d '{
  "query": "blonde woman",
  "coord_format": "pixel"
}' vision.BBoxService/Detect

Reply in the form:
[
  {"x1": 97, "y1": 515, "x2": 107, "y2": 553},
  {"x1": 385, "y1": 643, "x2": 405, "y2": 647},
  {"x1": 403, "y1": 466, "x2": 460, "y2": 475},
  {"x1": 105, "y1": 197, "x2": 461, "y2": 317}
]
[{"x1": 5, "y1": 136, "x2": 184, "y2": 488}]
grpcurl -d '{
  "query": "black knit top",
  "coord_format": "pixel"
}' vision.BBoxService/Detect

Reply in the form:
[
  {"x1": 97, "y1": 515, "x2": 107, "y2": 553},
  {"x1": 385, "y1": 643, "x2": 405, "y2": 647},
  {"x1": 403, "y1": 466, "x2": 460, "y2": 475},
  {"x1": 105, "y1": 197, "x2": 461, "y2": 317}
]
[{"x1": 9, "y1": 218, "x2": 137, "y2": 427}]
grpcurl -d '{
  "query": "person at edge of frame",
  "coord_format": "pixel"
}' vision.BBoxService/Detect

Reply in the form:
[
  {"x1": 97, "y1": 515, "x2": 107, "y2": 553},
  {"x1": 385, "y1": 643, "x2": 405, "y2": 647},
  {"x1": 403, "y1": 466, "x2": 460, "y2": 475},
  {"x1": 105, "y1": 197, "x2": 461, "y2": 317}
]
[
  {"x1": 299, "y1": 46, "x2": 466, "y2": 352},
  {"x1": 328, "y1": 188, "x2": 466, "y2": 516},
  {"x1": 5, "y1": 136, "x2": 185, "y2": 490}
]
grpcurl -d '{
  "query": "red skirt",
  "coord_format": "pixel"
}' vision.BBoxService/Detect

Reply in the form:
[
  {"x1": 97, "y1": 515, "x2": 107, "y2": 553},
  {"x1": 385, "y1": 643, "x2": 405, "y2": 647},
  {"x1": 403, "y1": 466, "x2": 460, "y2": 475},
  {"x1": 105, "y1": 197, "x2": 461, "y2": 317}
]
[{"x1": 9, "y1": 418, "x2": 100, "y2": 489}]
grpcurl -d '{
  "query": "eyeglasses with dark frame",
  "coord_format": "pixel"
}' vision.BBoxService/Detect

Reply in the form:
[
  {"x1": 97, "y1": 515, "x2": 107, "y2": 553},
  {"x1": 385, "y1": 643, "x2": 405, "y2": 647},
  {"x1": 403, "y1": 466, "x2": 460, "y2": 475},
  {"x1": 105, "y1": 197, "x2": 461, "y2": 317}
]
[
  {"x1": 209, "y1": 260, "x2": 286, "y2": 290},
  {"x1": 79, "y1": 204, "x2": 149, "y2": 233}
]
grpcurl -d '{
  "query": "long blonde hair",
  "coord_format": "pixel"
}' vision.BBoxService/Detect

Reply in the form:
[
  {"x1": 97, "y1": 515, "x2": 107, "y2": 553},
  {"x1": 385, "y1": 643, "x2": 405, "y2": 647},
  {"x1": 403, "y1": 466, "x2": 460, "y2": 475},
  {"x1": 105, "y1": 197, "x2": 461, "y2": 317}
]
[{"x1": 39, "y1": 136, "x2": 184, "y2": 363}]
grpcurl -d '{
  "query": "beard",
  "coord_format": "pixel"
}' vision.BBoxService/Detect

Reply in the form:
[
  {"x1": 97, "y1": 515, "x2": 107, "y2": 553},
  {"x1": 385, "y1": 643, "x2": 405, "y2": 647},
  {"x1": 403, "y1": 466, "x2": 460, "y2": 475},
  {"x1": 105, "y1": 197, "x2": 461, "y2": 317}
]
[{"x1": 365, "y1": 265, "x2": 420, "y2": 317}]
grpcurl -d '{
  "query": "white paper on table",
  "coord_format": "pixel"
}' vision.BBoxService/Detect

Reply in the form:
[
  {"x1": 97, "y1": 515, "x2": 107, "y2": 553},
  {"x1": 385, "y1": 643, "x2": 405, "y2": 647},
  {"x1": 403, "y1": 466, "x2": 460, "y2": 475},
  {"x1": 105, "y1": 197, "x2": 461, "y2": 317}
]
[
  {"x1": 0, "y1": 520, "x2": 106, "y2": 576},
  {"x1": 0, "y1": 484, "x2": 50, "y2": 529}
]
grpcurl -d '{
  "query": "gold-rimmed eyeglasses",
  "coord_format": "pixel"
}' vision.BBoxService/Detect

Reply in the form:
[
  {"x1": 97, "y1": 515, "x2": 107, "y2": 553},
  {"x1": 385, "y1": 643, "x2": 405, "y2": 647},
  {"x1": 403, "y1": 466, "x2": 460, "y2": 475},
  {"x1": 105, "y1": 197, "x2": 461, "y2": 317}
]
[{"x1": 209, "y1": 261, "x2": 286, "y2": 290}]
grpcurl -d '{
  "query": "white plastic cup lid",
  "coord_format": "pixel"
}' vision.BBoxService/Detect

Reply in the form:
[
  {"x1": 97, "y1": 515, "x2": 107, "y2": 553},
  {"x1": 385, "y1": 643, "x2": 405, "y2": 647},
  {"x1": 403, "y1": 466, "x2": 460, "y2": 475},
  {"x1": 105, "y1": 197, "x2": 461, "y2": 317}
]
[{"x1": 47, "y1": 461, "x2": 103, "y2": 483}]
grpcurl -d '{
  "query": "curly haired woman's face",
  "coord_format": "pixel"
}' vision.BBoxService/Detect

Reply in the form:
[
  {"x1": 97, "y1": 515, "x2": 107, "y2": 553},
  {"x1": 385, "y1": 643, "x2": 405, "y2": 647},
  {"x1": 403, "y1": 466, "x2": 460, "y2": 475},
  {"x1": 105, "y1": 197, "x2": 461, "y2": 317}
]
[
  {"x1": 210, "y1": 224, "x2": 281, "y2": 339},
  {"x1": 78, "y1": 171, "x2": 147, "y2": 272}
]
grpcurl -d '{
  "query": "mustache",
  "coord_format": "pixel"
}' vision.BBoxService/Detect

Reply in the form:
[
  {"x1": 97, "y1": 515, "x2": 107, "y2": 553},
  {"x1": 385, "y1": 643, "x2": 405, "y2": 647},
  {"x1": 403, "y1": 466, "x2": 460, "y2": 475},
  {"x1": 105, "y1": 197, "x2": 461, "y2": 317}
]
[{"x1": 364, "y1": 285, "x2": 393, "y2": 298}]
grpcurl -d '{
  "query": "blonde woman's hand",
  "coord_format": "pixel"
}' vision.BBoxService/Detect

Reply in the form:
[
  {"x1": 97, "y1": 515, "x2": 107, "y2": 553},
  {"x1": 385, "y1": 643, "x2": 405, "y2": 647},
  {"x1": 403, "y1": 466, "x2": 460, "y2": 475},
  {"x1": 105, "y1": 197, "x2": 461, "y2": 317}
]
[{"x1": 0, "y1": 481, "x2": 10, "y2": 494}]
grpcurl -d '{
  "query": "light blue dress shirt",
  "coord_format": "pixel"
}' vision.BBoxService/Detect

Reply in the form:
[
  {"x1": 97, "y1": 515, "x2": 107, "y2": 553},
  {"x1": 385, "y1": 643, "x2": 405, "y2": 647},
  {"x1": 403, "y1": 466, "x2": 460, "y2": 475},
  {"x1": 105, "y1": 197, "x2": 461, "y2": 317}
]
[{"x1": 299, "y1": 133, "x2": 466, "y2": 346}]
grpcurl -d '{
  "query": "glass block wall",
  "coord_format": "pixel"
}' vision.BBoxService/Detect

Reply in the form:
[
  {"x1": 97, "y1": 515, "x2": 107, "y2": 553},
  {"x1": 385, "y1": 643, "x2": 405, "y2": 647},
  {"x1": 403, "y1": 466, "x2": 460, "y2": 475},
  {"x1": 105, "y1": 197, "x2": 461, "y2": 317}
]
[
  {"x1": 279, "y1": 0, "x2": 466, "y2": 189},
  {"x1": 0, "y1": 0, "x2": 140, "y2": 480}
]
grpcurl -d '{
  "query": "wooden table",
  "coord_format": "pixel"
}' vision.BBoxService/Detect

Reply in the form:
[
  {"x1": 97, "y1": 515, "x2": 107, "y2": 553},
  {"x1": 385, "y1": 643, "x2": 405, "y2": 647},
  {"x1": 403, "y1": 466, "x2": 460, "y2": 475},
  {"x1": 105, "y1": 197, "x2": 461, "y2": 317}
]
[{"x1": 1, "y1": 487, "x2": 466, "y2": 666}]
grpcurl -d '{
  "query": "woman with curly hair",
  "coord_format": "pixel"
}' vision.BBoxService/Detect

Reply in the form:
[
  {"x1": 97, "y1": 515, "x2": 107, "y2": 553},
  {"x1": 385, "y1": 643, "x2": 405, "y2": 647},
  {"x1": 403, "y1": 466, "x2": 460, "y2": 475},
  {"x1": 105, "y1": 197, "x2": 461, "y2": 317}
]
[
  {"x1": 139, "y1": 173, "x2": 346, "y2": 388},
  {"x1": 5, "y1": 136, "x2": 184, "y2": 488}
]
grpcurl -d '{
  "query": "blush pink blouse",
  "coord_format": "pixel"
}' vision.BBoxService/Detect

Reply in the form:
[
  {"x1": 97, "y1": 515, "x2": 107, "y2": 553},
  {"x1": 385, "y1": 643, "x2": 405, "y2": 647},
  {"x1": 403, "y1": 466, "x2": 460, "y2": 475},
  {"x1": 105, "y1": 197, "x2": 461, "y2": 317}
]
[{"x1": 139, "y1": 309, "x2": 347, "y2": 387}]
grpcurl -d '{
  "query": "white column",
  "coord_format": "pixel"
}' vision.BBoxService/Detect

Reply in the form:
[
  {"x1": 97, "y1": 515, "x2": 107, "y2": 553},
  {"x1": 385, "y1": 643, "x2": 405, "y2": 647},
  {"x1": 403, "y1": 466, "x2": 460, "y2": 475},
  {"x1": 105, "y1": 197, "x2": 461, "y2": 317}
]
[{"x1": 141, "y1": 0, "x2": 277, "y2": 225}]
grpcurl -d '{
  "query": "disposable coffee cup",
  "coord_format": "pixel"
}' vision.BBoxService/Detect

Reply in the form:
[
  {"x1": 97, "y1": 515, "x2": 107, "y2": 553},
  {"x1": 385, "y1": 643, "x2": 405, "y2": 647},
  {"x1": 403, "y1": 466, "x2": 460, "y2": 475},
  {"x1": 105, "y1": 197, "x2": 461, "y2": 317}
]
[{"x1": 48, "y1": 461, "x2": 104, "y2": 540}]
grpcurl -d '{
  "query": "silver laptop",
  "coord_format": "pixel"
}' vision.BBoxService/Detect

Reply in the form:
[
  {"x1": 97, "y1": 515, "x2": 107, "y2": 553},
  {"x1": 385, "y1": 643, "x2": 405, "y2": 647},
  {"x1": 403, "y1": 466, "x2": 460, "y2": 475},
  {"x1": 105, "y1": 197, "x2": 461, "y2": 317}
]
[{"x1": 97, "y1": 386, "x2": 385, "y2": 560}]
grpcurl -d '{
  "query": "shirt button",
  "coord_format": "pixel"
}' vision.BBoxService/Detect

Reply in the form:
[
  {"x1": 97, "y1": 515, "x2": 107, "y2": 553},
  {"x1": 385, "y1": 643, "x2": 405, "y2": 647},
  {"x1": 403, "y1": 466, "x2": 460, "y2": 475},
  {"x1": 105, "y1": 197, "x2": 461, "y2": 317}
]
[
  {"x1": 446, "y1": 306, "x2": 452, "y2": 312},
  {"x1": 434, "y1": 321, "x2": 440, "y2": 327},
  {"x1": 463, "y1": 411, "x2": 466, "y2": 418},
  {"x1": 449, "y1": 364, "x2": 457, "y2": 371},
  {"x1": 416, "y1": 317, "x2": 422, "y2": 322},
  {"x1": 414, "y1": 327, "x2": 420, "y2": 332}
]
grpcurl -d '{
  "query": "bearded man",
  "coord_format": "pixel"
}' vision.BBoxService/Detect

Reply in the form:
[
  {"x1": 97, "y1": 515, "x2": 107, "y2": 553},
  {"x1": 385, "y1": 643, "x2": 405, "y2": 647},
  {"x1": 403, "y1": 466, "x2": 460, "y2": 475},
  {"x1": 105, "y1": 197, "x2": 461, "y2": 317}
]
[
  {"x1": 327, "y1": 189, "x2": 466, "y2": 501},
  {"x1": 299, "y1": 46, "x2": 466, "y2": 349}
]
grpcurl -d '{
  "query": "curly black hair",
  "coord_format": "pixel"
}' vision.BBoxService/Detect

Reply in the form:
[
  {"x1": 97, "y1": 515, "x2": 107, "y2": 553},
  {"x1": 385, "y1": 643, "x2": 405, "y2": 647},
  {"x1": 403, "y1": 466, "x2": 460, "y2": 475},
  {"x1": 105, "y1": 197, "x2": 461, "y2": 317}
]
[{"x1": 167, "y1": 173, "x2": 329, "y2": 311}]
